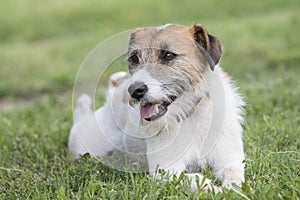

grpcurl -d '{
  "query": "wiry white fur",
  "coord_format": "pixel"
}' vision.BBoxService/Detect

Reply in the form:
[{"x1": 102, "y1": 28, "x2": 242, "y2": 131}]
[{"x1": 69, "y1": 64, "x2": 245, "y2": 192}]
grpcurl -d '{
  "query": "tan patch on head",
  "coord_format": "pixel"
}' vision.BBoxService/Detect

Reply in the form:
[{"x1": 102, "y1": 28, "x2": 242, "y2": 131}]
[
  {"x1": 163, "y1": 24, "x2": 191, "y2": 36},
  {"x1": 128, "y1": 25, "x2": 208, "y2": 86},
  {"x1": 130, "y1": 23, "x2": 222, "y2": 67},
  {"x1": 127, "y1": 23, "x2": 223, "y2": 91},
  {"x1": 161, "y1": 23, "x2": 223, "y2": 71},
  {"x1": 131, "y1": 24, "x2": 194, "y2": 49}
]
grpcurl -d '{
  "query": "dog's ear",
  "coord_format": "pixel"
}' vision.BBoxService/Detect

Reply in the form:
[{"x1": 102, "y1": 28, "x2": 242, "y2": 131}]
[{"x1": 191, "y1": 23, "x2": 222, "y2": 71}]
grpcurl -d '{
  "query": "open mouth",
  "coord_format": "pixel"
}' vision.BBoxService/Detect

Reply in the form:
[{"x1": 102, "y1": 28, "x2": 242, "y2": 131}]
[{"x1": 140, "y1": 96, "x2": 177, "y2": 121}]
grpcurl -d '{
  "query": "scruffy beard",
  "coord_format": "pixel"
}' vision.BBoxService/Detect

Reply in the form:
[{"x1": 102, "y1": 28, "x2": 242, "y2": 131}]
[
  {"x1": 138, "y1": 81, "x2": 209, "y2": 138},
  {"x1": 127, "y1": 64, "x2": 210, "y2": 138}
]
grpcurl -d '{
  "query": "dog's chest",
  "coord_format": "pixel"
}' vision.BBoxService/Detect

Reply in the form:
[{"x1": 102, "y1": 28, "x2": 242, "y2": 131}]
[{"x1": 146, "y1": 106, "x2": 212, "y2": 171}]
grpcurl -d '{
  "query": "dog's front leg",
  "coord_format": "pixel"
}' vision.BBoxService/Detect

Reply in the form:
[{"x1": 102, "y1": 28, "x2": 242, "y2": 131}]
[
  {"x1": 147, "y1": 135, "x2": 222, "y2": 193},
  {"x1": 207, "y1": 132, "x2": 245, "y2": 188}
]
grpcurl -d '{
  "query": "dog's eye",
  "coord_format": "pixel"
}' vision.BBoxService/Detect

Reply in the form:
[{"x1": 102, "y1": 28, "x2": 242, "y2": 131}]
[
  {"x1": 128, "y1": 54, "x2": 139, "y2": 65},
  {"x1": 161, "y1": 50, "x2": 177, "y2": 62}
]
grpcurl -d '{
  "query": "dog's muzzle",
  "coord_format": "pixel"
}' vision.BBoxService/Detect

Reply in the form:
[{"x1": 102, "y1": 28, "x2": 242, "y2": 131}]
[{"x1": 128, "y1": 81, "x2": 177, "y2": 121}]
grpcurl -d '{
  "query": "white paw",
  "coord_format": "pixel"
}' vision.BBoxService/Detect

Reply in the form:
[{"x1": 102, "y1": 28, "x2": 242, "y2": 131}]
[
  {"x1": 188, "y1": 174, "x2": 222, "y2": 193},
  {"x1": 201, "y1": 183, "x2": 223, "y2": 193},
  {"x1": 222, "y1": 166, "x2": 244, "y2": 188}
]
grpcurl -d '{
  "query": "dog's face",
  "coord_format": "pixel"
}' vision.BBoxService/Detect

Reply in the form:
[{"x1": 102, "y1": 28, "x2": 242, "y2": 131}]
[{"x1": 127, "y1": 24, "x2": 222, "y2": 124}]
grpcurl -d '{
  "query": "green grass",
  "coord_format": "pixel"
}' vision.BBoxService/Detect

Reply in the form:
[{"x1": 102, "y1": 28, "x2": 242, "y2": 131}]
[{"x1": 0, "y1": 0, "x2": 300, "y2": 199}]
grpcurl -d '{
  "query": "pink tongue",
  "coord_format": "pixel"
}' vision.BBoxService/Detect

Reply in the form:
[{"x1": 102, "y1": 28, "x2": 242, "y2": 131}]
[{"x1": 140, "y1": 104, "x2": 157, "y2": 119}]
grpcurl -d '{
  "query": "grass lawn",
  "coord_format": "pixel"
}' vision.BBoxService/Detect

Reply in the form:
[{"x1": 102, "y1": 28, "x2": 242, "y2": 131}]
[{"x1": 0, "y1": 0, "x2": 299, "y2": 199}]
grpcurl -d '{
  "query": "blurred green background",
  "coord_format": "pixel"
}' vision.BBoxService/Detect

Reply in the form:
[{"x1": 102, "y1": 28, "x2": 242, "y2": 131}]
[
  {"x1": 1, "y1": 0, "x2": 299, "y2": 100},
  {"x1": 0, "y1": 0, "x2": 299, "y2": 199}
]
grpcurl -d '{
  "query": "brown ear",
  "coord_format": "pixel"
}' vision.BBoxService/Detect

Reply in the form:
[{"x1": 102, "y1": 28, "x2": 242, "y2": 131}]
[{"x1": 191, "y1": 23, "x2": 222, "y2": 70}]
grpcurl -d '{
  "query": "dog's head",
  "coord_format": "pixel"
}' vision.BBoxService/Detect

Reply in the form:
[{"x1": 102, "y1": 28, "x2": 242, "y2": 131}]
[{"x1": 127, "y1": 23, "x2": 222, "y2": 123}]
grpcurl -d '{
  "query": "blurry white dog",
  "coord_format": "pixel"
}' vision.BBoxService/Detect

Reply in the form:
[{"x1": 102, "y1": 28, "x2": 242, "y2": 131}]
[{"x1": 68, "y1": 23, "x2": 245, "y2": 192}]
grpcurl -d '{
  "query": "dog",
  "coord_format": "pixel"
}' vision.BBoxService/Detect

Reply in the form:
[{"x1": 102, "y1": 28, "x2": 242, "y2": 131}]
[{"x1": 68, "y1": 23, "x2": 245, "y2": 193}]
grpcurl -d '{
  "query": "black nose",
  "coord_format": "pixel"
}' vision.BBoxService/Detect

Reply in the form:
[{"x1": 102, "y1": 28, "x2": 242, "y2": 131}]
[{"x1": 128, "y1": 81, "x2": 148, "y2": 101}]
